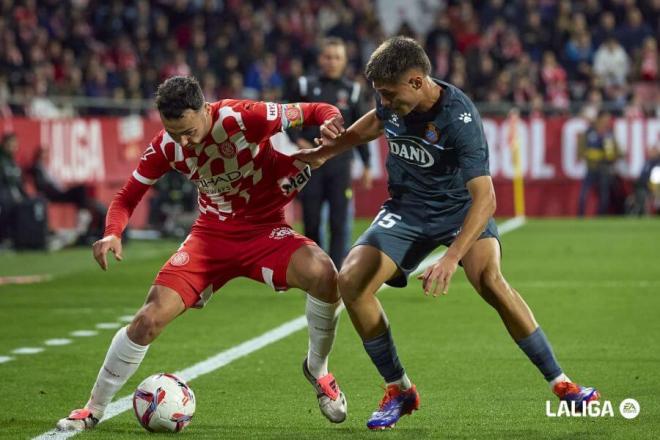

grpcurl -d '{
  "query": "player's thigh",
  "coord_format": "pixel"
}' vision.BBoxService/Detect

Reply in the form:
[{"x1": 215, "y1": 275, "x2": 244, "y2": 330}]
[
  {"x1": 286, "y1": 242, "x2": 338, "y2": 301},
  {"x1": 241, "y1": 225, "x2": 336, "y2": 297},
  {"x1": 128, "y1": 284, "x2": 186, "y2": 343},
  {"x1": 461, "y1": 237, "x2": 504, "y2": 295},
  {"x1": 338, "y1": 244, "x2": 400, "y2": 302}
]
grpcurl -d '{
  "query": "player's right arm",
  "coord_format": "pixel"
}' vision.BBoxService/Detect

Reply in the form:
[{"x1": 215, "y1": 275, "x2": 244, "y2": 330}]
[
  {"x1": 94, "y1": 137, "x2": 171, "y2": 270},
  {"x1": 294, "y1": 109, "x2": 383, "y2": 169}
]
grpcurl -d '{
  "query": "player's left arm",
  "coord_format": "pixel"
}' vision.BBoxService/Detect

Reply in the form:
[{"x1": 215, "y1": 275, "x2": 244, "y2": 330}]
[
  {"x1": 417, "y1": 176, "x2": 496, "y2": 296},
  {"x1": 239, "y1": 101, "x2": 342, "y2": 142}
]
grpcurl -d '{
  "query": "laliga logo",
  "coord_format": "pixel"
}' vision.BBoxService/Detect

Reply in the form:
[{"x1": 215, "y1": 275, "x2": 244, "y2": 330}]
[{"x1": 545, "y1": 398, "x2": 640, "y2": 419}]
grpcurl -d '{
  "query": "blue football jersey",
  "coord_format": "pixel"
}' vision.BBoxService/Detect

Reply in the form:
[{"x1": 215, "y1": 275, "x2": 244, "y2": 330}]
[{"x1": 375, "y1": 79, "x2": 490, "y2": 218}]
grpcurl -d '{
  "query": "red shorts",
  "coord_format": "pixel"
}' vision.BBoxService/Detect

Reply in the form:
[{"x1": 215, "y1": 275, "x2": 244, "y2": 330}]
[{"x1": 154, "y1": 220, "x2": 314, "y2": 309}]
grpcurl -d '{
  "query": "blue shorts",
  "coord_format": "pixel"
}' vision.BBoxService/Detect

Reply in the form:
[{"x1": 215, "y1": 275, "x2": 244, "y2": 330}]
[{"x1": 354, "y1": 200, "x2": 500, "y2": 287}]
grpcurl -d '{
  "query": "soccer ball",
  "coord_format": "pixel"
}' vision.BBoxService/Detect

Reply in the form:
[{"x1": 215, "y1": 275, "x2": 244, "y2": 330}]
[{"x1": 133, "y1": 373, "x2": 196, "y2": 432}]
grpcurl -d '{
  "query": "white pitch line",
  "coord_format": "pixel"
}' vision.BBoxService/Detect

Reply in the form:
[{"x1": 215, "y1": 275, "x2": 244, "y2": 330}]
[
  {"x1": 96, "y1": 323, "x2": 122, "y2": 330},
  {"x1": 45, "y1": 339, "x2": 72, "y2": 346},
  {"x1": 32, "y1": 217, "x2": 525, "y2": 440},
  {"x1": 118, "y1": 315, "x2": 134, "y2": 322},
  {"x1": 70, "y1": 330, "x2": 98, "y2": 337},
  {"x1": 12, "y1": 347, "x2": 44, "y2": 355},
  {"x1": 0, "y1": 355, "x2": 14, "y2": 364}
]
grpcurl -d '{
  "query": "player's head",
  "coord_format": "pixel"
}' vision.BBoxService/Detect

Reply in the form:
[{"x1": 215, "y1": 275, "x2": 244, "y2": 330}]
[
  {"x1": 365, "y1": 36, "x2": 432, "y2": 116},
  {"x1": 595, "y1": 110, "x2": 612, "y2": 133},
  {"x1": 156, "y1": 76, "x2": 212, "y2": 148},
  {"x1": 318, "y1": 37, "x2": 347, "y2": 79}
]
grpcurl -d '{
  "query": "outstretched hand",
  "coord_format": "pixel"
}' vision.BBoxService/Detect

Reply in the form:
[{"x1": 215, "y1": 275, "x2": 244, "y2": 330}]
[
  {"x1": 292, "y1": 114, "x2": 345, "y2": 169},
  {"x1": 416, "y1": 254, "x2": 459, "y2": 297},
  {"x1": 92, "y1": 234, "x2": 123, "y2": 271},
  {"x1": 315, "y1": 114, "x2": 345, "y2": 145}
]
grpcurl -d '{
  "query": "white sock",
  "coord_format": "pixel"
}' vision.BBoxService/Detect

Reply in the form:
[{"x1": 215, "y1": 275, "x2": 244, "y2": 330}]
[
  {"x1": 387, "y1": 373, "x2": 412, "y2": 390},
  {"x1": 549, "y1": 372, "x2": 571, "y2": 389},
  {"x1": 86, "y1": 326, "x2": 149, "y2": 416},
  {"x1": 305, "y1": 294, "x2": 341, "y2": 378}
]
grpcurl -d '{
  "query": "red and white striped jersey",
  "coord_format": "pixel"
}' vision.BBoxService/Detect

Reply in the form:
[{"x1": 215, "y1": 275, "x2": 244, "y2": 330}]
[{"x1": 104, "y1": 99, "x2": 338, "y2": 236}]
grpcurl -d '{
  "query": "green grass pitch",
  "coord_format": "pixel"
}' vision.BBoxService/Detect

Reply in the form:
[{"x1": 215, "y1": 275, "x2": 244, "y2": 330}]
[{"x1": 0, "y1": 218, "x2": 658, "y2": 439}]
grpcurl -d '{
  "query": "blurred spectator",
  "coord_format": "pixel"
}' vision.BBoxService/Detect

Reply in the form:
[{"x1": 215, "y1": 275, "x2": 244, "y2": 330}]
[
  {"x1": 615, "y1": 8, "x2": 652, "y2": 54},
  {"x1": 577, "y1": 111, "x2": 622, "y2": 216},
  {"x1": 147, "y1": 172, "x2": 197, "y2": 238},
  {"x1": 540, "y1": 51, "x2": 569, "y2": 110},
  {"x1": 592, "y1": 11, "x2": 616, "y2": 48},
  {"x1": 593, "y1": 36, "x2": 630, "y2": 88},
  {"x1": 27, "y1": 146, "x2": 107, "y2": 245},
  {"x1": 580, "y1": 89, "x2": 603, "y2": 122},
  {"x1": 521, "y1": 11, "x2": 550, "y2": 62},
  {"x1": 425, "y1": 11, "x2": 455, "y2": 64},
  {"x1": 627, "y1": 144, "x2": 660, "y2": 215},
  {"x1": 0, "y1": 0, "x2": 655, "y2": 116},
  {"x1": 635, "y1": 37, "x2": 658, "y2": 83},
  {"x1": 244, "y1": 52, "x2": 283, "y2": 100},
  {"x1": 0, "y1": 133, "x2": 26, "y2": 246}
]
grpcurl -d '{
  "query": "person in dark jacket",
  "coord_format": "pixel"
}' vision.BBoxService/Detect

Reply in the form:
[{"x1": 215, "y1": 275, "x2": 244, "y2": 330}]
[{"x1": 288, "y1": 37, "x2": 373, "y2": 267}]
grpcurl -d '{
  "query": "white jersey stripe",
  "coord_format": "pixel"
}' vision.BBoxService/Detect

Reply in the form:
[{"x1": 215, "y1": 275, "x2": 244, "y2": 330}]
[{"x1": 132, "y1": 170, "x2": 158, "y2": 185}]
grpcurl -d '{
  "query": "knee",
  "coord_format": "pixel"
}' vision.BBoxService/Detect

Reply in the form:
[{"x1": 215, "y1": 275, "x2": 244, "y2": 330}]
[
  {"x1": 479, "y1": 268, "x2": 514, "y2": 309},
  {"x1": 337, "y1": 263, "x2": 367, "y2": 305},
  {"x1": 306, "y1": 255, "x2": 339, "y2": 302},
  {"x1": 128, "y1": 306, "x2": 165, "y2": 345}
]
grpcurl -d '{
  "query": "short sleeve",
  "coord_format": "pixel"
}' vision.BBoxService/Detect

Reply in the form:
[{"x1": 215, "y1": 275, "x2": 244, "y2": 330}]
[
  {"x1": 451, "y1": 108, "x2": 490, "y2": 184},
  {"x1": 133, "y1": 134, "x2": 171, "y2": 186}
]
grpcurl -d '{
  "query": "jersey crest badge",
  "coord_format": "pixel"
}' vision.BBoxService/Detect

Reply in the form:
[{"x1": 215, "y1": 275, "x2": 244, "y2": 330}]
[
  {"x1": 170, "y1": 251, "x2": 190, "y2": 266},
  {"x1": 219, "y1": 141, "x2": 237, "y2": 158},
  {"x1": 269, "y1": 227, "x2": 295, "y2": 240},
  {"x1": 425, "y1": 123, "x2": 440, "y2": 143},
  {"x1": 284, "y1": 104, "x2": 303, "y2": 128}
]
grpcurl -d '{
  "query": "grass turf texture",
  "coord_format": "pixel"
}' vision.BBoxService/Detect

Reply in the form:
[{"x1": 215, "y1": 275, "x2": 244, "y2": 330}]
[{"x1": 0, "y1": 218, "x2": 658, "y2": 439}]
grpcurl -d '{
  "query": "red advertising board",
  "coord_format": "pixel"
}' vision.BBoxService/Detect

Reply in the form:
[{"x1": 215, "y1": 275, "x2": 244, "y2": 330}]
[{"x1": 5, "y1": 115, "x2": 659, "y2": 228}]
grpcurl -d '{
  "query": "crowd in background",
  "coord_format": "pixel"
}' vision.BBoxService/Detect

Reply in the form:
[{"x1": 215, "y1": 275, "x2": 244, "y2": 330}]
[{"x1": 0, "y1": 0, "x2": 657, "y2": 117}]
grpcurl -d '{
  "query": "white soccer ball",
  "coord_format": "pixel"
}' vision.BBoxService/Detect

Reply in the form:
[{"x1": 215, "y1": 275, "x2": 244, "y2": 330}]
[{"x1": 132, "y1": 373, "x2": 196, "y2": 433}]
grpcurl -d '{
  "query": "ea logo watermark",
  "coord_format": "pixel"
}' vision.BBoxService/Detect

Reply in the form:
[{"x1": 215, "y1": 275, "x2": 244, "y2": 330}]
[{"x1": 619, "y1": 398, "x2": 640, "y2": 419}]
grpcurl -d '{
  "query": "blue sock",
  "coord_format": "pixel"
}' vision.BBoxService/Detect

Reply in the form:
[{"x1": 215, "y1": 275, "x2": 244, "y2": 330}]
[
  {"x1": 516, "y1": 327, "x2": 563, "y2": 382},
  {"x1": 363, "y1": 327, "x2": 405, "y2": 383}
]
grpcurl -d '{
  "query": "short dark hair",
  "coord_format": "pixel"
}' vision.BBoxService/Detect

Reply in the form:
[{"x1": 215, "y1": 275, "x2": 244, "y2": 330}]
[
  {"x1": 155, "y1": 76, "x2": 204, "y2": 119},
  {"x1": 320, "y1": 36, "x2": 345, "y2": 49},
  {"x1": 365, "y1": 36, "x2": 431, "y2": 84}
]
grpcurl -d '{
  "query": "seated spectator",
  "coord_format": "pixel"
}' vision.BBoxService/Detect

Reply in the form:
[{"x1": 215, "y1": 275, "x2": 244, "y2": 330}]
[
  {"x1": 635, "y1": 37, "x2": 658, "y2": 83},
  {"x1": 628, "y1": 144, "x2": 660, "y2": 215},
  {"x1": 147, "y1": 171, "x2": 197, "y2": 238},
  {"x1": 244, "y1": 52, "x2": 283, "y2": 100},
  {"x1": 27, "y1": 146, "x2": 107, "y2": 245},
  {"x1": 593, "y1": 36, "x2": 629, "y2": 88},
  {"x1": 615, "y1": 7, "x2": 652, "y2": 54},
  {"x1": 541, "y1": 51, "x2": 569, "y2": 110}
]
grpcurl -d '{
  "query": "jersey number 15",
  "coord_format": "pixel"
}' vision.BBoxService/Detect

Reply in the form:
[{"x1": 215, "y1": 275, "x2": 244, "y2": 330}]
[{"x1": 373, "y1": 210, "x2": 402, "y2": 229}]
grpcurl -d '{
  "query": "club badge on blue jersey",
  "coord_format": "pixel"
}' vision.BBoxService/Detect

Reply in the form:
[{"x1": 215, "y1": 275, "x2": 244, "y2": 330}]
[{"x1": 425, "y1": 123, "x2": 440, "y2": 143}]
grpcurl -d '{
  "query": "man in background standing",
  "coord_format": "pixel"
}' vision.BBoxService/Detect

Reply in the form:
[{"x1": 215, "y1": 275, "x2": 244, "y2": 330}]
[
  {"x1": 288, "y1": 37, "x2": 373, "y2": 267},
  {"x1": 577, "y1": 110, "x2": 621, "y2": 216}
]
